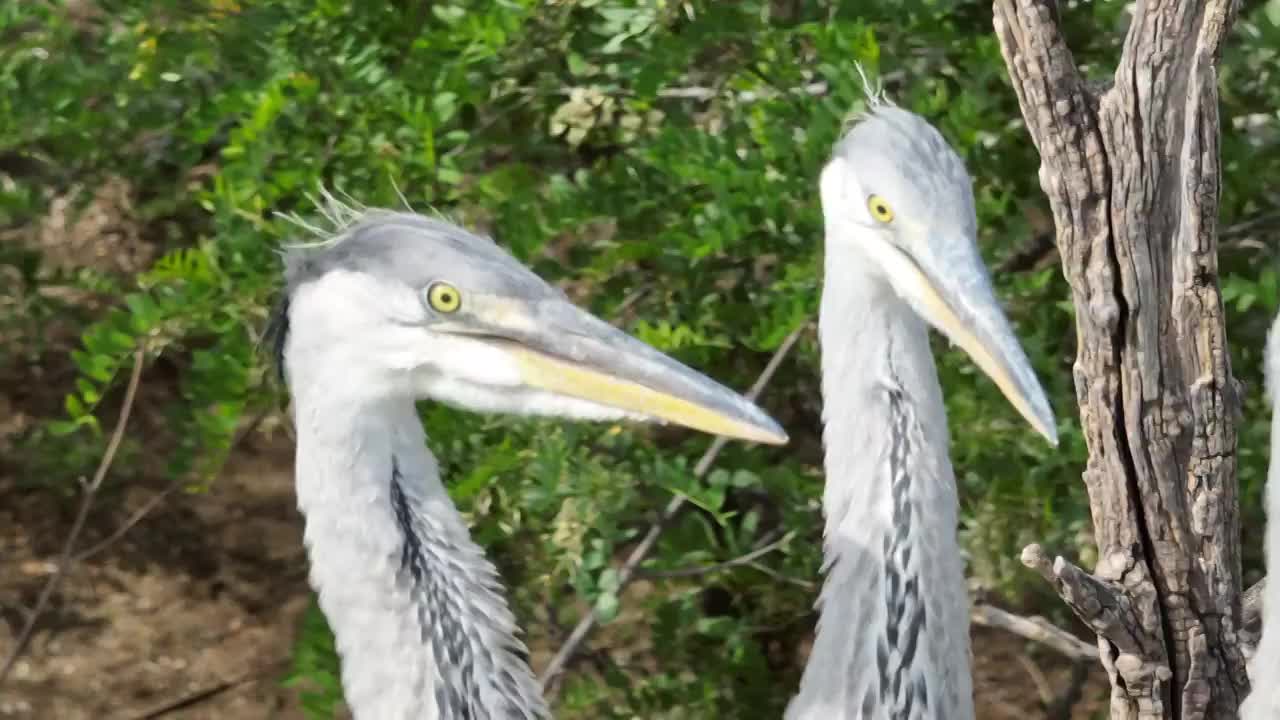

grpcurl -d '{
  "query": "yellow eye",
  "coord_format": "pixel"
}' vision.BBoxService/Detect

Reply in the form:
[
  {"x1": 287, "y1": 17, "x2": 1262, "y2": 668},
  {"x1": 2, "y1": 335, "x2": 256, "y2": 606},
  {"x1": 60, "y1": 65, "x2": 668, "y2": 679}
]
[
  {"x1": 867, "y1": 195, "x2": 895, "y2": 223},
  {"x1": 426, "y1": 282, "x2": 462, "y2": 313}
]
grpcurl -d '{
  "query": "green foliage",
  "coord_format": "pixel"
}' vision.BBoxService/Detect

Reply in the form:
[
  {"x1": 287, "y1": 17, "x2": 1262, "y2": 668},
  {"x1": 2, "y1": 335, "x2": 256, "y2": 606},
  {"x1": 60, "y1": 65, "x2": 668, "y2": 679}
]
[
  {"x1": 286, "y1": 600, "x2": 343, "y2": 716},
  {"x1": 4, "y1": 0, "x2": 1278, "y2": 717}
]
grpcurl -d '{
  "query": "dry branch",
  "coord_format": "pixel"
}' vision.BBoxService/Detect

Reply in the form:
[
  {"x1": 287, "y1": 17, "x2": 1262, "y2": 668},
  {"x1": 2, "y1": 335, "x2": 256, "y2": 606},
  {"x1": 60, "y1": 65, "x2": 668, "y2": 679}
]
[
  {"x1": 637, "y1": 531, "x2": 793, "y2": 580},
  {"x1": 71, "y1": 407, "x2": 272, "y2": 563},
  {"x1": 971, "y1": 602, "x2": 1099, "y2": 663},
  {"x1": 0, "y1": 347, "x2": 146, "y2": 687},
  {"x1": 128, "y1": 659, "x2": 290, "y2": 719},
  {"x1": 994, "y1": 0, "x2": 1246, "y2": 716}
]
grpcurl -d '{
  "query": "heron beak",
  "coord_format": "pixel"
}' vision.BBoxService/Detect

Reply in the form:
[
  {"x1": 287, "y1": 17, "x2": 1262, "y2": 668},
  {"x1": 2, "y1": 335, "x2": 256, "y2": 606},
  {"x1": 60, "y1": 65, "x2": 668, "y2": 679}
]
[
  {"x1": 884, "y1": 235, "x2": 1058, "y2": 445},
  {"x1": 455, "y1": 297, "x2": 788, "y2": 445}
]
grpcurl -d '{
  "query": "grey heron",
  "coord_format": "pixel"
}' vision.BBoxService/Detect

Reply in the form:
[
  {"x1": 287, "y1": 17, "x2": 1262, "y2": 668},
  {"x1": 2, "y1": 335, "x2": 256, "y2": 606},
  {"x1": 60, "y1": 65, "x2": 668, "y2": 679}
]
[
  {"x1": 785, "y1": 103, "x2": 1058, "y2": 719},
  {"x1": 271, "y1": 200, "x2": 787, "y2": 719},
  {"x1": 1241, "y1": 311, "x2": 1280, "y2": 719}
]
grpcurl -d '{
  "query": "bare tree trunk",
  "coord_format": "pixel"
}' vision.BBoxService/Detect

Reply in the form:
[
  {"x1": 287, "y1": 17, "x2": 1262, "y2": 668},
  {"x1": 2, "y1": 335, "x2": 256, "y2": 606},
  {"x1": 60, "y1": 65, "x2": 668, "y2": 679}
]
[{"x1": 992, "y1": 1, "x2": 1248, "y2": 717}]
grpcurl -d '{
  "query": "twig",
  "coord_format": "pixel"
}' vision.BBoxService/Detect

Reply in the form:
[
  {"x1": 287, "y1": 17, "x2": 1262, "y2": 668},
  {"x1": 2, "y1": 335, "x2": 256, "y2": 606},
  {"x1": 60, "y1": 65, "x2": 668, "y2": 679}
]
[
  {"x1": 537, "y1": 323, "x2": 807, "y2": 693},
  {"x1": 537, "y1": 81, "x2": 830, "y2": 105},
  {"x1": 0, "y1": 347, "x2": 146, "y2": 687},
  {"x1": 638, "y1": 532, "x2": 792, "y2": 579},
  {"x1": 745, "y1": 560, "x2": 815, "y2": 590},
  {"x1": 971, "y1": 603, "x2": 1098, "y2": 663},
  {"x1": 1221, "y1": 211, "x2": 1280, "y2": 239},
  {"x1": 129, "y1": 659, "x2": 290, "y2": 719},
  {"x1": 1015, "y1": 652, "x2": 1055, "y2": 706},
  {"x1": 1044, "y1": 660, "x2": 1092, "y2": 720},
  {"x1": 72, "y1": 407, "x2": 272, "y2": 563},
  {"x1": 973, "y1": 601, "x2": 1097, "y2": 720},
  {"x1": 611, "y1": 285, "x2": 649, "y2": 321},
  {"x1": 656, "y1": 81, "x2": 828, "y2": 103},
  {"x1": 71, "y1": 482, "x2": 183, "y2": 563}
]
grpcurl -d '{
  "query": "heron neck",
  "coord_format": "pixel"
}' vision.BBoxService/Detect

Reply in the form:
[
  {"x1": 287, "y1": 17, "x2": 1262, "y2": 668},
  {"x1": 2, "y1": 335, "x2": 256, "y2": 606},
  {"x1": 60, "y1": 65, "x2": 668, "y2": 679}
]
[
  {"x1": 1242, "y1": 321, "x2": 1280, "y2": 718},
  {"x1": 289, "y1": 378, "x2": 546, "y2": 719},
  {"x1": 786, "y1": 247, "x2": 973, "y2": 720}
]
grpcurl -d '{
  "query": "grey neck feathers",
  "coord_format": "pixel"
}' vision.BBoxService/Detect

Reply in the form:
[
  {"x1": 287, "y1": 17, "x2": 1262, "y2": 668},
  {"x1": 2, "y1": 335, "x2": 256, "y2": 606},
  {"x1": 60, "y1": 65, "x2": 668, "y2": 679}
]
[
  {"x1": 291, "y1": 387, "x2": 547, "y2": 719},
  {"x1": 786, "y1": 248, "x2": 973, "y2": 720},
  {"x1": 389, "y1": 460, "x2": 547, "y2": 720},
  {"x1": 1241, "y1": 316, "x2": 1280, "y2": 718}
]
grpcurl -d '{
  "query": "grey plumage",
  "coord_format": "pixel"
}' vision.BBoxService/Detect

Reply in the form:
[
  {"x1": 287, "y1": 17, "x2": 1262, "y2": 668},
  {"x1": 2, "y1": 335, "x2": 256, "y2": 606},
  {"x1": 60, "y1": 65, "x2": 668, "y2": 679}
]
[
  {"x1": 276, "y1": 197, "x2": 786, "y2": 719},
  {"x1": 787, "y1": 103, "x2": 1056, "y2": 719},
  {"x1": 1241, "y1": 310, "x2": 1280, "y2": 718},
  {"x1": 282, "y1": 210, "x2": 554, "y2": 302},
  {"x1": 390, "y1": 462, "x2": 541, "y2": 719},
  {"x1": 876, "y1": 389, "x2": 930, "y2": 717}
]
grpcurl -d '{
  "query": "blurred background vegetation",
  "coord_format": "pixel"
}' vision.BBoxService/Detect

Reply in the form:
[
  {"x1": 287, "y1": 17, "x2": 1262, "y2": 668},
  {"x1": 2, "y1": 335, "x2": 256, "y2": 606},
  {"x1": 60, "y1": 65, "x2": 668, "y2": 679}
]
[{"x1": 2, "y1": 0, "x2": 1277, "y2": 717}]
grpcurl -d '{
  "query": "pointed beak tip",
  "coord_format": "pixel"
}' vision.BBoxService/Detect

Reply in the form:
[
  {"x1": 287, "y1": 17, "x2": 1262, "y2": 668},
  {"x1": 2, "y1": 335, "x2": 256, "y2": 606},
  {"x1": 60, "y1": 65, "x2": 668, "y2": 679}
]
[
  {"x1": 726, "y1": 415, "x2": 787, "y2": 446},
  {"x1": 1035, "y1": 409, "x2": 1059, "y2": 447},
  {"x1": 751, "y1": 410, "x2": 789, "y2": 445},
  {"x1": 760, "y1": 427, "x2": 789, "y2": 446}
]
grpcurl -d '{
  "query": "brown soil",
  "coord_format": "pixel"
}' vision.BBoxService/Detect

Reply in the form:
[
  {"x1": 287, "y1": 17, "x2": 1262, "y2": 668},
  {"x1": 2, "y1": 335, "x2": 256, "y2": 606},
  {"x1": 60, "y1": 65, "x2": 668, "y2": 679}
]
[
  {"x1": 0, "y1": 430, "x2": 1109, "y2": 719},
  {"x1": 0, "y1": 440, "x2": 310, "y2": 720},
  {"x1": 972, "y1": 627, "x2": 1108, "y2": 719}
]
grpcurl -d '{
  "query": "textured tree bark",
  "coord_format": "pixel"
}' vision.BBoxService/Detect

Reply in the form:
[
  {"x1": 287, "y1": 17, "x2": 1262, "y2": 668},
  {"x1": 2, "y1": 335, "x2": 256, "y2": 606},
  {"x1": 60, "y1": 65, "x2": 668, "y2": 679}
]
[{"x1": 992, "y1": 1, "x2": 1247, "y2": 717}]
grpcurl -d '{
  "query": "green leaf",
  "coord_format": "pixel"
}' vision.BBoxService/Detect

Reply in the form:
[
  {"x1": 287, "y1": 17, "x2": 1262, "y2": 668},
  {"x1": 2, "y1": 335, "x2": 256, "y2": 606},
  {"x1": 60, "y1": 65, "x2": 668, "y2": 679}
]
[
  {"x1": 65, "y1": 393, "x2": 86, "y2": 419},
  {"x1": 593, "y1": 591, "x2": 620, "y2": 623}
]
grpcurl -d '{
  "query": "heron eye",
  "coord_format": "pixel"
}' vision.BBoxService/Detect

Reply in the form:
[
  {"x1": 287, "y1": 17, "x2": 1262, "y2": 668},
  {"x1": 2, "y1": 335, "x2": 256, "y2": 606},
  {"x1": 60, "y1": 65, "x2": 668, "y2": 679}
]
[
  {"x1": 426, "y1": 282, "x2": 462, "y2": 313},
  {"x1": 866, "y1": 195, "x2": 895, "y2": 224}
]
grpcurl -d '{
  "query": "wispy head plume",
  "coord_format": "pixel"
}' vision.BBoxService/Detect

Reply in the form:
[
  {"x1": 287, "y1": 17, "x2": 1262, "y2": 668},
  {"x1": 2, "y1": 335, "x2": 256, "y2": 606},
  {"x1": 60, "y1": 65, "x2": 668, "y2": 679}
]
[
  {"x1": 275, "y1": 187, "x2": 371, "y2": 250},
  {"x1": 388, "y1": 175, "x2": 415, "y2": 213},
  {"x1": 855, "y1": 62, "x2": 889, "y2": 107},
  {"x1": 275, "y1": 185, "x2": 450, "y2": 254},
  {"x1": 841, "y1": 62, "x2": 895, "y2": 133}
]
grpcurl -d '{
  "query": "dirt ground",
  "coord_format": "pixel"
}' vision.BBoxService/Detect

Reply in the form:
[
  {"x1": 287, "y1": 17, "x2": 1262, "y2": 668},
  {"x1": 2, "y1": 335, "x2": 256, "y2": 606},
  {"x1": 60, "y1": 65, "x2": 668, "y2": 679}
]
[
  {"x1": 0, "y1": 427, "x2": 1109, "y2": 719},
  {"x1": 0, "y1": 439, "x2": 311, "y2": 720}
]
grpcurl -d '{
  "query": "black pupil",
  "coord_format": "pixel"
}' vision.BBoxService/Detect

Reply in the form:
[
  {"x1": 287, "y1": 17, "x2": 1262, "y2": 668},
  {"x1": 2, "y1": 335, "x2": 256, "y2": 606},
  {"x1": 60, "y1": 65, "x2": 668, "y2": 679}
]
[
  {"x1": 875, "y1": 203, "x2": 886, "y2": 214},
  {"x1": 440, "y1": 292, "x2": 453, "y2": 304}
]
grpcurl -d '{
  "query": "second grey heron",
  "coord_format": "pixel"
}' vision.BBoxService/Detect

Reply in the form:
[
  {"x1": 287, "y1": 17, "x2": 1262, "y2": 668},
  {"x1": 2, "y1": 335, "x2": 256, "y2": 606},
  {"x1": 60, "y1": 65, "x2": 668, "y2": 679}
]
[
  {"x1": 785, "y1": 104, "x2": 1058, "y2": 719},
  {"x1": 272, "y1": 201, "x2": 787, "y2": 718},
  {"x1": 1242, "y1": 310, "x2": 1280, "y2": 719}
]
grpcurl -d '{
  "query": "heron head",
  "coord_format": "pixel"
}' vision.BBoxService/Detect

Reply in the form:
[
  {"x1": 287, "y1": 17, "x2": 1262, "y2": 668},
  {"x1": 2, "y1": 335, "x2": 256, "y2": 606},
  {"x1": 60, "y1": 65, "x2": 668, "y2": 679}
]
[
  {"x1": 275, "y1": 204, "x2": 786, "y2": 445},
  {"x1": 819, "y1": 106, "x2": 1057, "y2": 445}
]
